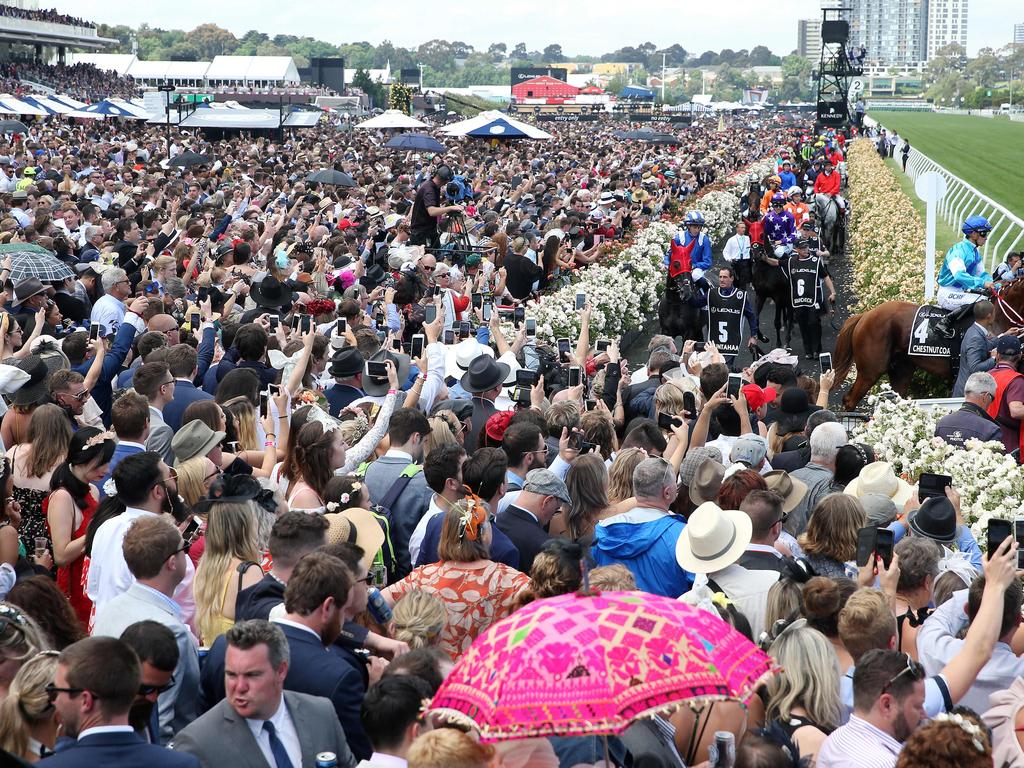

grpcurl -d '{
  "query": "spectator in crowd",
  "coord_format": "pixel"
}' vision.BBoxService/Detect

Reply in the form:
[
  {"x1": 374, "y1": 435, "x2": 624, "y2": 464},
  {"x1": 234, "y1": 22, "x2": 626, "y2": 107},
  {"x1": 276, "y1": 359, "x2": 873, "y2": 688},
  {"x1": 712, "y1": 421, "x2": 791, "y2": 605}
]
[
  {"x1": 951, "y1": 301, "x2": 997, "y2": 397},
  {"x1": 494, "y1": 468, "x2": 567, "y2": 572},
  {"x1": 787, "y1": 422, "x2": 848, "y2": 535},
  {"x1": 359, "y1": 675, "x2": 434, "y2": 768},
  {"x1": 0, "y1": 650, "x2": 59, "y2": 761},
  {"x1": 935, "y1": 372, "x2": 1002, "y2": 448}
]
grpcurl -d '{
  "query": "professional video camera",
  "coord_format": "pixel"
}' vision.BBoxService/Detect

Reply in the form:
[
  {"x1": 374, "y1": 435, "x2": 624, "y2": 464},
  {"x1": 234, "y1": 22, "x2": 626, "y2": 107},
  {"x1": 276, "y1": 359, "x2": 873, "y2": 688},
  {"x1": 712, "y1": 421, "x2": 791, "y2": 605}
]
[{"x1": 444, "y1": 175, "x2": 473, "y2": 205}]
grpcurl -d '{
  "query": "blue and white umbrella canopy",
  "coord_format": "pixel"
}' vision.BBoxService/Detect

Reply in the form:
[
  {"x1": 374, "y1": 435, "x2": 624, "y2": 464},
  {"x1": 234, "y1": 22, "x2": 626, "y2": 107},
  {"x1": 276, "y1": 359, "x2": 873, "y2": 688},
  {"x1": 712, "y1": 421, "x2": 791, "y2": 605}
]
[
  {"x1": 441, "y1": 110, "x2": 552, "y2": 140},
  {"x1": 0, "y1": 95, "x2": 46, "y2": 116},
  {"x1": 80, "y1": 99, "x2": 150, "y2": 120}
]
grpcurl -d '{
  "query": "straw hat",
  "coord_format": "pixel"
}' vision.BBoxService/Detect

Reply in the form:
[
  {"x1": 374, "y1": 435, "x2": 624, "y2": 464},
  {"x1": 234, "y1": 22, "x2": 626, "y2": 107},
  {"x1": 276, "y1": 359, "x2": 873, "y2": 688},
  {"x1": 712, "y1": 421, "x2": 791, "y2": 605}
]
[
  {"x1": 323, "y1": 506, "x2": 386, "y2": 571},
  {"x1": 675, "y1": 501, "x2": 752, "y2": 574},
  {"x1": 844, "y1": 461, "x2": 915, "y2": 507},
  {"x1": 762, "y1": 470, "x2": 809, "y2": 514},
  {"x1": 688, "y1": 458, "x2": 725, "y2": 505}
]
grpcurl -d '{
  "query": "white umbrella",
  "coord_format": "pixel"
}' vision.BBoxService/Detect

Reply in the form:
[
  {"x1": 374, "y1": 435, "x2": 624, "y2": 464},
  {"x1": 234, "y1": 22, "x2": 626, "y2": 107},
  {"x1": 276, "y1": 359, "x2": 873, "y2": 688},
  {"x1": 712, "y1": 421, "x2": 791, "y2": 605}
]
[
  {"x1": 355, "y1": 109, "x2": 427, "y2": 130},
  {"x1": 440, "y1": 110, "x2": 552, "y2": 140}
]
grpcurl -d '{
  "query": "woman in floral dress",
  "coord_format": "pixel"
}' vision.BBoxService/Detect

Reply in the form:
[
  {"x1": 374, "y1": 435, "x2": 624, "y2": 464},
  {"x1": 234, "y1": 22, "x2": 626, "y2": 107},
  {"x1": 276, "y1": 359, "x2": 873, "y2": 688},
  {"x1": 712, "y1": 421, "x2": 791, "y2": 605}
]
[{"x1": 383, "y1": 498, "x2": 529, "y2": 660}]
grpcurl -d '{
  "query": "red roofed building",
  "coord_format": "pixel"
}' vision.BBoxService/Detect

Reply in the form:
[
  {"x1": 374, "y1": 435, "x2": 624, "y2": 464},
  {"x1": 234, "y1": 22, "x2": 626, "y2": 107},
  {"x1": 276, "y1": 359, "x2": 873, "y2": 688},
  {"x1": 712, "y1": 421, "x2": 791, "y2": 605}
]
[{"x1": 512, "y1": 75, "x2": 580, "y2": 101}]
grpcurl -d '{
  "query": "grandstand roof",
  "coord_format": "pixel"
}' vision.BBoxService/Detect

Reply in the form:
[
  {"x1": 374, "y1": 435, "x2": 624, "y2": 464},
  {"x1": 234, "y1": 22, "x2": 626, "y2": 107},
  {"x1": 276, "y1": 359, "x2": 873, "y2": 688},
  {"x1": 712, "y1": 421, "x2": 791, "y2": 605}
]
[
  {"x1": 206, "y1": 56, "x2": 300, "y2": 83},
  {"x1": 127, "y1": 60, "x2": 209, "y2": 81}
]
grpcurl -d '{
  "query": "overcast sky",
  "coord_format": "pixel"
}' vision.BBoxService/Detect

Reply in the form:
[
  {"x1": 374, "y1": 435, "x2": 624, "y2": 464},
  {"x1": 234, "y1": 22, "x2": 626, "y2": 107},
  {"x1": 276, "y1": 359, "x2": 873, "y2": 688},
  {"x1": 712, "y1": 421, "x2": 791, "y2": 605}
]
[{"x1": 56, "y1": 0, "x2": 1017, "y2": 57}]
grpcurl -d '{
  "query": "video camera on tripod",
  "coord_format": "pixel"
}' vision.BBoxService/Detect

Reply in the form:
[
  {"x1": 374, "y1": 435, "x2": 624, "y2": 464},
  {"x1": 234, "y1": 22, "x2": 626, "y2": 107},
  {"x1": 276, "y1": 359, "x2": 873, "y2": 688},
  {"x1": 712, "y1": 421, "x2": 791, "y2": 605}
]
[{"x1": 436, "y1": 163, "x2": 473, "y2": 205}]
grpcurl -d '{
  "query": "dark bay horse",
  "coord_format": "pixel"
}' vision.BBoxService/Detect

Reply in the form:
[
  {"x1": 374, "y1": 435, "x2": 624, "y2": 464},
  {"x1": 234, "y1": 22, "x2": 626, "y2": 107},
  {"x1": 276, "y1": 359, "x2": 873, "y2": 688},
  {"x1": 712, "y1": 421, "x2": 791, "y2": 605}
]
[
  {"x1": 833, "y1": 280, "x2": 1024, "y2": 410},
  {"x1": 658, "y1": 270, "x2": 702, "y2": 344},
  {"x1": 746, "y1": 217, "x2": 793, "y2": 348}
]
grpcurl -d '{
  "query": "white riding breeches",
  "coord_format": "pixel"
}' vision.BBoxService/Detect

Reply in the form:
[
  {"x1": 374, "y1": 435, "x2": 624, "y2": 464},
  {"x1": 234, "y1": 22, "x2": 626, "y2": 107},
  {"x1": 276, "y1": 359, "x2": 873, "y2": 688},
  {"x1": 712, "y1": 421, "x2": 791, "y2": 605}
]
[
  {"x1": 936, "y1": 285, "x2": 985, "y2": 310},
  {"x1": 773, "y1": 244, "x2": 792, "y2": 258},
  {"x1": 692, "y1": 267, "x2": 705, "y2": 280}
]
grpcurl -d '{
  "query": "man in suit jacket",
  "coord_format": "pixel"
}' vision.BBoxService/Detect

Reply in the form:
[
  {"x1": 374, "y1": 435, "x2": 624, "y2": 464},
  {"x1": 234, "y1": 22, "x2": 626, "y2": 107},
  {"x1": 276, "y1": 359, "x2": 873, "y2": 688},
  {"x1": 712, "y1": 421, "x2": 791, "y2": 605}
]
[
  {"x1": 196, "y1": 554, "x2": 370, "y2": 761},
  {"x1": 952, "y1": 301, "x2": 998, "y2": 397},
  {"x1": 38, "y1": 636, "x2": 199, "y2": 768},
  {"x1": 92, "y1": 516, "x2": 199, "y2": 743},
  {"x1": 163, "y1": 343, "x2": 215, "y2": 432},
  {"x1": 172, "y1": 620, "x2": 356, "y2": 768},
  {"x1": 133, "y1": 361, "x2": 176, "y2": 464},
  {"x1": 100, "y1": 390, "x2": 151, "y2": 497},
  {"x1": 460, "y1": 356, "x2": 510, "y2": 453},
  {"x1": 361, "y1": 408, "x2": 433, "y2": 582},
  {"x1": 495, "y1": 469, "x2": 570, "y2": 573}
]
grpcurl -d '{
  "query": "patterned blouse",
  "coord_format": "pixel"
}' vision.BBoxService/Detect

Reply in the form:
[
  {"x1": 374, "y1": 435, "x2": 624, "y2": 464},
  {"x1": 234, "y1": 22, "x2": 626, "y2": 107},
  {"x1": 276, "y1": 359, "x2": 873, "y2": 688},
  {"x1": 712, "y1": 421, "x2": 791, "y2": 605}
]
[{"x1": 383, "y1": 559, "x2": 530, "y2": 660}]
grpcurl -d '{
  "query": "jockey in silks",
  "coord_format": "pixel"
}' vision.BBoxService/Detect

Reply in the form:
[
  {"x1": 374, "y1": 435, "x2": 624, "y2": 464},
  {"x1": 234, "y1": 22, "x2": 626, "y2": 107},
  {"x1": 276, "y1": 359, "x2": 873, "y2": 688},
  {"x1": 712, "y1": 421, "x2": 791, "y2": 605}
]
[
  {"x1": 667, "y1": 211, "x2": 712, "y2": 289},
  {"x1": 934, "y1": 215, "x2": 995, "y2": 338},
  {"x1": 761, "y1": 193, "x2": 797, "y2": 258},
  {"x1": 785, "y1": 187, "x2": 810, "y2": 227},
  {"x1": 813, "y1": 157, "x2": 848, "y2": 217}
]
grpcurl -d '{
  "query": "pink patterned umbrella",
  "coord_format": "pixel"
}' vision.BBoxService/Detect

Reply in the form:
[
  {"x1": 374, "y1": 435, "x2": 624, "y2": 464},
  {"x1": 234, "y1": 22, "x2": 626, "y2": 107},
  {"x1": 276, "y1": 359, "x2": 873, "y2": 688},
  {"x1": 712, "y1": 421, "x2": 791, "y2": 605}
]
[{"x1": 429, "y1": 590, "x2": 777, "y2": 740}]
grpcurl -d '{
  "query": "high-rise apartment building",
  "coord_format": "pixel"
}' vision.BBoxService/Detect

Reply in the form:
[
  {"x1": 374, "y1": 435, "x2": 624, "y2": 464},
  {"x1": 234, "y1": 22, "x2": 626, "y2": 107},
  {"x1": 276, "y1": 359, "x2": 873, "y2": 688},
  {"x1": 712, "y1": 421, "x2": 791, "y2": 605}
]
[
  {"x1": 798, "y1": 18, "x2": 823, "y2": 61},
  {"x1": 849, "y1": 0, "x2": 928, "y2": 65},
  {"x1": 1014, "y1": 22, "x2": 1024, "y2": 45},
  {"x1": 927, "y1": 0, "x2": 968, "y2": 58}
]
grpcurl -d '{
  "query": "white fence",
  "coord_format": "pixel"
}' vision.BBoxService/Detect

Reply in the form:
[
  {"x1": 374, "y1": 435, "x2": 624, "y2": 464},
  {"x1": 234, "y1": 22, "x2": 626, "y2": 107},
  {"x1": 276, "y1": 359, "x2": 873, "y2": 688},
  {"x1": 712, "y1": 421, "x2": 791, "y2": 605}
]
[{"x1": 867, "y1": 117, "x2": 1024, "y2": 272}]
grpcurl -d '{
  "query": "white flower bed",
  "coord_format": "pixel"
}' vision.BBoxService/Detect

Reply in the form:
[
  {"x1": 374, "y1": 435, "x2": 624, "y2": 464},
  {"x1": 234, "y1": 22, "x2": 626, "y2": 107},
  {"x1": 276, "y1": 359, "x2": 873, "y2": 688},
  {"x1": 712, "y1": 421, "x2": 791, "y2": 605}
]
[
  {"x1": 527, "y1": 222, "x2": 675, "y2": 345},
  {"x1": 684, "y1": 191, "x2": 740, "y2": 246},
  {"x1": 854, "y1": 387, "x2": 1022, "y2": 536}
]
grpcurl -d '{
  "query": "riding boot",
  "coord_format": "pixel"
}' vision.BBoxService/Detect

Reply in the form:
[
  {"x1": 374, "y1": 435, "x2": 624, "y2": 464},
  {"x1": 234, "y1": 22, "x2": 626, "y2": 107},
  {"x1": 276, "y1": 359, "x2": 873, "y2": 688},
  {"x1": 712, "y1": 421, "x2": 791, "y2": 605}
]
[{"x1": 934, "y1": 303, "x2": 971, "y2": 338}]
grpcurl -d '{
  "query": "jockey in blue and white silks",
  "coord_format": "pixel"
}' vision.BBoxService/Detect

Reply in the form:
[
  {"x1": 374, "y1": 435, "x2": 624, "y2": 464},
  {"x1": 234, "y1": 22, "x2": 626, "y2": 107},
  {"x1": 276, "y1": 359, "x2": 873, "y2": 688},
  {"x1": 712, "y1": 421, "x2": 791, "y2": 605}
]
[
  {"x1": 936, "y1": 215, "x2": 994, "y2": 310},
  {"x1": 934, "y1": 215, "x2": 995, "y2": 337},
  {"x1": 675, "y1": 211, "x2": 712, "y2": 283}
]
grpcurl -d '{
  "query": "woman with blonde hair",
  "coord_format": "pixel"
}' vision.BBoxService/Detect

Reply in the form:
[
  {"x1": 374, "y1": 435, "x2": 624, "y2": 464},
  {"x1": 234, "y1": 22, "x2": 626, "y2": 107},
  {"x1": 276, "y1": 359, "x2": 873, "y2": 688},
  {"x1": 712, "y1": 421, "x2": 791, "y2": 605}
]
[
  {"x1": 221, "y1": 396, "x2": 259, "y2": 453},
  {"x1": 653, "y1": 382, "x2": 687, "y2": 420},
  {"x1": 175, "y1": 455, "x2": 220, "y2": 508},
  {"x1": 392, "y1": 590, "x2": 446, "y2": 650},
  {"x1": 0, "y1": 650, "x2": 58, "y2": 761},
  {"x1": 798, "y1": 494, "x2": 865, "y2": 579},
  {"x1": 0, "y1": 603, "x2": 50, "y2": 700},
  {"x1": 424, "y1": 414, "x2": 458, "y2": 459},
  {"x1": 192, "y1": 499, "x2": 264, "y2": 645},
  {"x1": 607, "y1": 447, "x2": 646, "y2": 505},
  {"x1": 383, "y1": 499, "x2": 529, "y2": 659},
  {"x1": 10, "y1": 404, "x2": 72, "y2": 558},
  {"x1": 764, "y1": 622, "x2": 842, "y2": 762}
]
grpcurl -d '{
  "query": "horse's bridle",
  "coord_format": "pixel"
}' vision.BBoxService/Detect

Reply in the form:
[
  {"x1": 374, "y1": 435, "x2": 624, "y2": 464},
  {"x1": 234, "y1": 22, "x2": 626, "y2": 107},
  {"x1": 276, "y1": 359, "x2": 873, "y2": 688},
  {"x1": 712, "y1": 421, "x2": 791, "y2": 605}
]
[{"x1": 992, "y1": 282, "x2": 1024, "y2": 328}]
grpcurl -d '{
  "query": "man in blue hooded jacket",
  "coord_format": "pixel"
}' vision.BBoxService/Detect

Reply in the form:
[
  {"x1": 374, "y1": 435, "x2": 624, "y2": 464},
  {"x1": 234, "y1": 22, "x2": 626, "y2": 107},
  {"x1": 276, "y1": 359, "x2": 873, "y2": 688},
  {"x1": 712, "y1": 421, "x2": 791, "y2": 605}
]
[{"x1": 592, "y1": 456, "x2": 692, "y2": 597}]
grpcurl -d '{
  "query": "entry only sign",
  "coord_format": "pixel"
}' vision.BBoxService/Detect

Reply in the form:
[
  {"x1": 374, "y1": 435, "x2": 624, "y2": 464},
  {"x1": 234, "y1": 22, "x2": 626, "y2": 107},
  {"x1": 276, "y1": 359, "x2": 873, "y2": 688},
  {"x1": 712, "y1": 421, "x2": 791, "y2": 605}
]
[{"x1": 915, "y1": 171, "x2": 948, "y2": 301}]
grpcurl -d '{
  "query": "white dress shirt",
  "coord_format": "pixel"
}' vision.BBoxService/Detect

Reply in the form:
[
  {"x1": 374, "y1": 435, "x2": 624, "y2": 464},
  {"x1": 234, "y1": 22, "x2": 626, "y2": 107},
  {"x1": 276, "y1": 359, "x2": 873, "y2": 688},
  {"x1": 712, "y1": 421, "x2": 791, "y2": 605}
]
[
  {"x1": 244, "y1": 696, "x2": 302, "y2": 768},
  {"x1": 817, "y1": 715, "x2": 901, "y2": 768},
  {"x1": 408, "y1": 495, "x2": 445, "y2": 565},
  {"x1": 86, "y1": 506, "x2": 195, "y2": 630}
]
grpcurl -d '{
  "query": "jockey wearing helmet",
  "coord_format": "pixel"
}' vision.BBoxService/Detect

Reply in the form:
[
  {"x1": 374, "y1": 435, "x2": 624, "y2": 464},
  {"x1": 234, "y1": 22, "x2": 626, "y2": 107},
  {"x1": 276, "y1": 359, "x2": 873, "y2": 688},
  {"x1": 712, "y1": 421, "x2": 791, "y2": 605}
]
[
  {"x1": 760, "y1": 175, "x2": 783, "y2": 215},
  {"x1": 668, "y1": 211, "x2": 713, "y2": 285},
  {"x1": 785, "y1": 187, "x2": 810, "y2": 226},
  {"x1": 761, "y1": 193, "x2": 797, "y2": 258},
  {"x1": 934, "y1": 214, "x2": 994, "y2": 337}
]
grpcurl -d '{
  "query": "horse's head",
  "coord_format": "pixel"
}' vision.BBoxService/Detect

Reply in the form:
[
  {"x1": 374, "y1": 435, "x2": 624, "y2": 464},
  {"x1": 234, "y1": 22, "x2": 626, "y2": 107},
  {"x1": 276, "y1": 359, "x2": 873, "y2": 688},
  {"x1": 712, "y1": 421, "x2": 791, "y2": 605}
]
[
  {"x1": 751, "y1": 240, "x2": 771, "y2": 262},
  {"x1": 671, "y1": 272, "x2": 695, "y2": 302}
]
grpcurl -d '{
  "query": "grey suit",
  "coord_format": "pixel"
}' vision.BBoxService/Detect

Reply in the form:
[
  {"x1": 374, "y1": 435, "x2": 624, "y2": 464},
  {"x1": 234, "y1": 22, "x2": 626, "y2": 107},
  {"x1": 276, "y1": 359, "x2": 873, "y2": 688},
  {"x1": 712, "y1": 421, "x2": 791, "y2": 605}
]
[
  {"x1": 953, "y1": 323, "x2": 996, "y2": 397},
  {"x1": 92, "y1": 582, "x2": 200, "y2": 743},
  {"x1": 171, "y1": 690, "x2": 356, "y2": 768},
  {"x1": 147, "y1": 405, "x2": 175, "y2": 465}
]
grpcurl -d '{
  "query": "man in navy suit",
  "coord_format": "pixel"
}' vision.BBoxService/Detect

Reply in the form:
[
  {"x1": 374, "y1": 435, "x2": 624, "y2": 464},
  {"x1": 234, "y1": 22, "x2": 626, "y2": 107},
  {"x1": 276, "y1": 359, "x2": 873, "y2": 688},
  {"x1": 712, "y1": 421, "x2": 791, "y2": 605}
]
[
  {"x1": 324, "y1": 347, "x2": 365, "y2": 417},
  {"x1": 162, "y1": 344, "x2": 214, "y2": 432},
  {"x1": 38, "y1": 635, "x2": 198, "y2": 768},
  {"x1": 952, "y1": 300, "x2": 999, "y2": 397},
  {"x1": 495, "y1": 468, "x2": 570, "y2": 572},
  {"x1": 100, "y1": 391, "x2": 151, "y2": 496}
]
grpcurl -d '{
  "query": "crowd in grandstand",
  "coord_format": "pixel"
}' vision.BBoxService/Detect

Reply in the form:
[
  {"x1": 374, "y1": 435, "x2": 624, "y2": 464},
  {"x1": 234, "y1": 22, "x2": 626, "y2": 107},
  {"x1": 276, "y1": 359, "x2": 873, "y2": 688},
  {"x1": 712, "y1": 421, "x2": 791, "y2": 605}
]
[
  {"x1": 0, "y1": 61, "x2": 139, "y2": 101},
  {"x1": 0, "y1": 2, "x2": 95, "y2": 28}
]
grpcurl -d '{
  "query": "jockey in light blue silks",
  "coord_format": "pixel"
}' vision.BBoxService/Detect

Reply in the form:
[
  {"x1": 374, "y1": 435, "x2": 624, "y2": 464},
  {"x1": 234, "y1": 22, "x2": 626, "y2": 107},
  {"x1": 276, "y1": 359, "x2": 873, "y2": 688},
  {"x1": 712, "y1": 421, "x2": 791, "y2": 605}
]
[{"x1": 934, "y1": 214, "x2": 994, "y2": 337}]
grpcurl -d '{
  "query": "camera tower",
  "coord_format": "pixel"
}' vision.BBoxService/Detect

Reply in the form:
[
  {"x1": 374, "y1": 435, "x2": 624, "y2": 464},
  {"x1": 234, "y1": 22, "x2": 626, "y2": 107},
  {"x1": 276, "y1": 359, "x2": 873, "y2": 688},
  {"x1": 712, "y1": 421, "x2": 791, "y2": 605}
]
[{"x1": 815, "y1": 8, "x2": 857, "y2": 129}]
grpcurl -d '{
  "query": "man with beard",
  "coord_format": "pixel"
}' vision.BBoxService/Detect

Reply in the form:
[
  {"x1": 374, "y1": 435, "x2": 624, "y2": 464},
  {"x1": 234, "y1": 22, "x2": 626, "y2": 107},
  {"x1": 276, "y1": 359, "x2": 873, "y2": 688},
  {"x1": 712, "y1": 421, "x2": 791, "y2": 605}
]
[
  {"x1": 36, "y1": 636, "x2": 198, "y2": 768},
  {"x1": 93, "y1": 516, "x2": 199, "y2": 744},
  {"x1": 816, "y1": 649, "x2": 927, "y2": 768},
  {"x1": 86, "y1": 452, "x2": 195, "y2": 628}
]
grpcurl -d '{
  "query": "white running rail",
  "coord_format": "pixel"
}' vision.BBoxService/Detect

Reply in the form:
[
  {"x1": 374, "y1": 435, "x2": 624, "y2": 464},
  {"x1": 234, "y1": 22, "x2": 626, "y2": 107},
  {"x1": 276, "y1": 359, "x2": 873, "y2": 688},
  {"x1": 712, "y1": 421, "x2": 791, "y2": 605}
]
[{"x1": 867, "y1": 117, "x2": 1024, "y2": 272}]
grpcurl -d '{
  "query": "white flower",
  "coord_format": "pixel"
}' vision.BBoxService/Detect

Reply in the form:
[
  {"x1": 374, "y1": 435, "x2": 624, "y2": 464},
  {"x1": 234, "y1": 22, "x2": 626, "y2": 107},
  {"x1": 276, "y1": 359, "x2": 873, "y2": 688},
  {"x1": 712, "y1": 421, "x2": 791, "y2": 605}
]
[{"x1": 103, "y1": 478, "x2": 118, "y2": 496}]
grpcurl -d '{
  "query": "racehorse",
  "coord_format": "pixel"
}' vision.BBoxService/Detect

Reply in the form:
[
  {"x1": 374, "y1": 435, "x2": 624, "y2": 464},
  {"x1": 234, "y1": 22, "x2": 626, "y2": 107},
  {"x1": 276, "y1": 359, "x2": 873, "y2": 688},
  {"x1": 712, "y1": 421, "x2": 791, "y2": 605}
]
[
  {"x1": 745, "y1": 216, "x2": 793, "y2": 348},
  {"x1": 658, "y1": 269, "x2": 702, "y2": 345},
  {"x1": 833, "y1": 279, "x2": 1024, "y2": 410},
  {"x1": 815, "y1": 193, "x2": 843, "y2": 256}
]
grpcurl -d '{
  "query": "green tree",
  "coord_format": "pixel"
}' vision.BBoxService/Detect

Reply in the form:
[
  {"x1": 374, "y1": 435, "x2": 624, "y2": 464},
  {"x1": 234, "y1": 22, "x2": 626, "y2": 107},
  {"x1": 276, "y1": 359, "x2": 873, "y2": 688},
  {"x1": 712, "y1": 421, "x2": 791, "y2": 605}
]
[
  {"x1": 487, "y1": 43, "x2": 506, "y2": 62},
  {"x1": 188, "y1": 23, "x2": 238, "y2": 60},
  {"x1": 511, "y1": 42, "x2": 528, "y2": 60},
  {"x1": 543, "y1": 43, "x2": 564, "y2": 62}
]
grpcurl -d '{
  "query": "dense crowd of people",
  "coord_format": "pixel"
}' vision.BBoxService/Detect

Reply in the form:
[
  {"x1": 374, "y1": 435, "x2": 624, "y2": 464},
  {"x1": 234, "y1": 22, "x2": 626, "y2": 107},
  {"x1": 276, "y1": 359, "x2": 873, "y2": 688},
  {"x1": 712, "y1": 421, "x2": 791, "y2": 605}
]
[
  {"x1": 0, "y1": 3, "x2": 94, "y2": 29},
  {"x1": 0, "y1": 61, "x2": 140, "y2": 102},
  {"x1": 0, "y1": 97, "x2": 1010, "y2": 768}
]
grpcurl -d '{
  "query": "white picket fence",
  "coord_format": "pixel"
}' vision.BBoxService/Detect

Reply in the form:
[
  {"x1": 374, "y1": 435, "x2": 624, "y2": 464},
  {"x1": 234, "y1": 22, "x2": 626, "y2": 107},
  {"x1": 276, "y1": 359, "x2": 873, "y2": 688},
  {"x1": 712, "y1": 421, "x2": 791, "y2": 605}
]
[{"x1": 867, "y1": 117, "x2": 1024, "y2": 272}]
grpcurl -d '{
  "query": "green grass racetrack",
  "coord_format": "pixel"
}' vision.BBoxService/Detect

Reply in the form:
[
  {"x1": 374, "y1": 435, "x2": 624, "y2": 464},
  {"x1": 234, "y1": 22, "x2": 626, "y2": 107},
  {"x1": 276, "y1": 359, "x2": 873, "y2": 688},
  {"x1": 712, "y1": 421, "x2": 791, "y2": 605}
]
[{"x1": 870, "y1": 111, "x2": 1024, "y2": 218}]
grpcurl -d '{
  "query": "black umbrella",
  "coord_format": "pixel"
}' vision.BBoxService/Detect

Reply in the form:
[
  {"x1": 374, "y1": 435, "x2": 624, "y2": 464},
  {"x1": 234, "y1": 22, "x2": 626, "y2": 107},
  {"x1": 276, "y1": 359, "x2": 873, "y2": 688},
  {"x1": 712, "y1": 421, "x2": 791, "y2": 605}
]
[
  {"x1": 0, "y1": 120, "x2": 29, "y2": 135},
  {"x1": 643, "y1": 133, "x2": 680, "y2": 145},
  {"x1": 619, "y1": 129, "x2": 658, "y2": 140},
  {"x1": 306, "y1": 169, "x2": 357, "y2": 187},
  {"x1": 168, "y1": 151, "x2": 214, "y2": 168}
]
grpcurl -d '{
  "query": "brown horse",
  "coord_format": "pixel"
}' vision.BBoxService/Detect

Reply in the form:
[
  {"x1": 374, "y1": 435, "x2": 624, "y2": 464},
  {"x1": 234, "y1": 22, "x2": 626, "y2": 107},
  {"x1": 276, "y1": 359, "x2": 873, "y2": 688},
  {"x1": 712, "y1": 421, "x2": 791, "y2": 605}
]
[{"x1": 833, "y1": 280, "x2": 1024, "y2": 410}]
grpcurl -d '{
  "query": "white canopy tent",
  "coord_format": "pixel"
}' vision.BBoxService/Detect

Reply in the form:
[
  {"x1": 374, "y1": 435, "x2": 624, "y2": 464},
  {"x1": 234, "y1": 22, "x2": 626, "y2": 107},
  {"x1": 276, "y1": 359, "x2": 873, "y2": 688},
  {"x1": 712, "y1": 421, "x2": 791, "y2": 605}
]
[
  {"x1": 0, "y1": 95, "x2": 46, "y2": 116},
  {"x1": 355, "y1": 110, "x2": 427, "y2": 130},
  {"x1": 440, "y1": 110, "x2": 552, "y2": 140},
  {"x1": 205, "y1": 56, "x2": 300, "y2": 85}
]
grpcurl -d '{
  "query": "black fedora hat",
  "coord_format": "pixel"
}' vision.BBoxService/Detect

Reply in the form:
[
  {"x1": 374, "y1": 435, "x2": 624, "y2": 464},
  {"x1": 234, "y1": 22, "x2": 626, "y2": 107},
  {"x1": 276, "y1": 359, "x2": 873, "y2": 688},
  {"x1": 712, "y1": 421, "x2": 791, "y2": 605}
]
[
  {"x1": 460, "y1": 355, "x2": 511, "y2": 394},
  {"x1": 908, "y1": 496, "x2": 957, "y2": 544},
  {"x1": 774, "y1": 388, "x2": 821, "y2": 435},
  {"x1": 359, "y1": 263, "x2": 387, "y2": 290},
  {"x1": 364, "y1": 348, "x2": 411, "y2": 397},
  {"x1": 329, "y1": 347, "x2": 364, "y2": 378},
  {"x1": 250, "y1": 275, "x2": 294, "y2": 309}
]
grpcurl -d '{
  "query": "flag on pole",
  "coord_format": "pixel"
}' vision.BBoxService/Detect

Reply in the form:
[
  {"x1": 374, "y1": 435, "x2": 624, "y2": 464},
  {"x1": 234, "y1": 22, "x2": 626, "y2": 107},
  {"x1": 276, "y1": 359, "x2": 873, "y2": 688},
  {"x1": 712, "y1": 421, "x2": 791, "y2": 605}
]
[{"x1": 718, "y1": 114, "x2": 725, "y2": 132}]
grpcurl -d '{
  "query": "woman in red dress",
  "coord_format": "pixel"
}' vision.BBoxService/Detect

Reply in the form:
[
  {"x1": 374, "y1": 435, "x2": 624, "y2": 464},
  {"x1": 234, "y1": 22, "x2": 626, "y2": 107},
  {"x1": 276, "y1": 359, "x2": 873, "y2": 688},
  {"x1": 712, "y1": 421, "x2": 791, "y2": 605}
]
[{"x1": 45, "y1": 427, "x2": 115, "y2": 628}]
